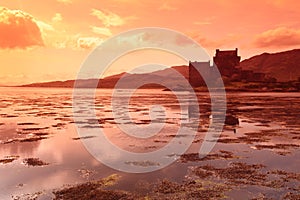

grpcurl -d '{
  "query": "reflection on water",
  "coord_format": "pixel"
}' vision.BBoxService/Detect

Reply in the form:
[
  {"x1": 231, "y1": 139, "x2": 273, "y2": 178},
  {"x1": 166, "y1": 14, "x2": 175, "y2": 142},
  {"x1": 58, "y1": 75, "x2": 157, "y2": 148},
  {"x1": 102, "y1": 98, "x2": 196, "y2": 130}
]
[{"x1": 0, "y1": 87, "x2": 299, "y2": 199}]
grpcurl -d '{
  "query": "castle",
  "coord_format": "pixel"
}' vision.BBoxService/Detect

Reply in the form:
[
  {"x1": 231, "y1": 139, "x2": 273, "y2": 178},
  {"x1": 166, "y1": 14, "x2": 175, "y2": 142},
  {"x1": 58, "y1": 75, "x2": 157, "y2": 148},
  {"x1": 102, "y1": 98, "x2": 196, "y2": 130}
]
[
  {"x1": 189, "y1": 48, "x2": 267, "y2": 87},
  {"x1": 213, "y1": 48, "x2": 240, "y2": 77}
]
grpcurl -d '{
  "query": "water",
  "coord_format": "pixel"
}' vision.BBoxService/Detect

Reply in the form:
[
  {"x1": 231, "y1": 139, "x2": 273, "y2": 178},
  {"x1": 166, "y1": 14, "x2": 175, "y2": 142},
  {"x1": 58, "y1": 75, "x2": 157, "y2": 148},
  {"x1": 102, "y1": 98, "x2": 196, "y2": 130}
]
[{"x1": 0, "y1": 87, "x2": 299, "y2": 199}]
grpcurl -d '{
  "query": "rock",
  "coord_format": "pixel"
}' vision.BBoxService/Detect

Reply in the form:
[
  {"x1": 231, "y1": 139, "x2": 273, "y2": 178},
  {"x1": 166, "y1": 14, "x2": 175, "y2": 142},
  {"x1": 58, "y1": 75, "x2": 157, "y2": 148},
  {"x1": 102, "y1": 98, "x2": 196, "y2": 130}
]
[{"x1": 225, "y1": 115, "x2": 239, "y2": 125}]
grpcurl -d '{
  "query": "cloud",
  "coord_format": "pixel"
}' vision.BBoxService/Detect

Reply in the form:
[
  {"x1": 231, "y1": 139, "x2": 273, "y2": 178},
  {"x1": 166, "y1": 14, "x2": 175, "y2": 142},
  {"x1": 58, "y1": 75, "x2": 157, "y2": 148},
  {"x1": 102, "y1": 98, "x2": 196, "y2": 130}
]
[
  {"x1": 57, "y1": 0, "x2": 72, "y2": 4},
  {"x1": 194, "y1": 17, "x2": 215, "y2": 26},
  {"x1": 46, "y1": 34, "x2": 104, "y2": 50},
  {"x1": 35, "y1": 20, "x2": 55, "y2": 32},
  {"x1": 187, "y1": 32, "x2": 241, "y2": 49},
  {"x1": 52, "y1": 13, "x2": 62, "y2": 23},
  {"x1": 158, "y1": 2, "x2": 178, "y2": 11},
  {"x1": 0, "y1": 7, "x2": 44, "y2": 49},
  {"x1": 91, "y1": 9, "x2": 125, "y2": 27},
  {"x1": 91, "y1": 26, "x2": 112, "y2": 36},
  {"x1": 254, "y1": 27, "x2": 300, "y2": 48},
  {"x1": 77, "y1": 37, "x2": 103, "y2": 49}
]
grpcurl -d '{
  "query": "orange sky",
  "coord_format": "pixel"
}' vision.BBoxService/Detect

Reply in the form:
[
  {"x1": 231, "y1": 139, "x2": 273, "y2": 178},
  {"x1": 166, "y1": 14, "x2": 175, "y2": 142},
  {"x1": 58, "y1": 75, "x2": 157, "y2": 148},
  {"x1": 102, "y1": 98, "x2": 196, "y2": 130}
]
[{"x1": 0, "y1": 0, "x2": 300, "y2": 85}]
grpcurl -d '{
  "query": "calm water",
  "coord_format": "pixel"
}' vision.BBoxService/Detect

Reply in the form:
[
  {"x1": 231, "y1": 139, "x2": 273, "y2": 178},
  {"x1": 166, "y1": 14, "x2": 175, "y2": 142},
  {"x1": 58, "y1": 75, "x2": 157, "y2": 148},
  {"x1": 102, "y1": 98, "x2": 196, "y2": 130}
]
[{"x1": 0, "y1": 87, "x2": 299, "y2": 199}]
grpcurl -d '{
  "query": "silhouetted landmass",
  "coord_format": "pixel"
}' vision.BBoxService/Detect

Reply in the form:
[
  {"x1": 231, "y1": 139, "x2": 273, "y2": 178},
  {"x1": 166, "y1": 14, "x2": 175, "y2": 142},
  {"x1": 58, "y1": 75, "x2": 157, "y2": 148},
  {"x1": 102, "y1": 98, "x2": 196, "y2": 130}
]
[
  {"x1": 18, "y1": 66, "x2": 188, "y2": 89},
  {"x1": 240, "y1": 49, "x2": 300, "y2": 82},
  {"x1": 17, "y1": 49, "x2": 300, "y2": 91}
]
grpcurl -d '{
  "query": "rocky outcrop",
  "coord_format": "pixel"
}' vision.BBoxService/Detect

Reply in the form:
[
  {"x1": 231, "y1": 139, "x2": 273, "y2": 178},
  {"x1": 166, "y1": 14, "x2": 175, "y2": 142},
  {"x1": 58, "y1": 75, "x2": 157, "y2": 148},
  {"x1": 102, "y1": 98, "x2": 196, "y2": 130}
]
[{"x1": 225, "y1": 115, "x2": 239, "y2": 126}]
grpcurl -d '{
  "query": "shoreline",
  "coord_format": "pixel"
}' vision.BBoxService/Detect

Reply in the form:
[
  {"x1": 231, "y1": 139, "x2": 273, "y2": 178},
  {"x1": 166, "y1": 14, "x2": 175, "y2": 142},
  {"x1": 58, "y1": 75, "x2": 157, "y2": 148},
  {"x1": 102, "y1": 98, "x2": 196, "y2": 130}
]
[{"x1": 1, "y1": 85, "x2": 300, "y2": 93}]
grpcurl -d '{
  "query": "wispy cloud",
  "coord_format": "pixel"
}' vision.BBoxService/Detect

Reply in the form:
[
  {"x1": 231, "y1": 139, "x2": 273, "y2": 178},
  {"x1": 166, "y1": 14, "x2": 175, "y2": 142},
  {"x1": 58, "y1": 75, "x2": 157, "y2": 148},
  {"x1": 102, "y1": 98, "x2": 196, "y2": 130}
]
[
  {"x1": 35, "y1": 20, "x2": 55, "y2": 32},
  {"x1": 91, "y1": 26, "x2": 112, "y2": 36},
  {"x1": 254, "y1": 27, "x2": 300, "y2": 48},
  {"x1": 56, "y1": 0, "x2": 72, "y2": 4},
  {"x1": 77, "y1": 37, "x2": 103, "y2": 49},
  {"x1": 91, "y1": 9, "x2": 125, "y2": 27},
  {"x1": 187, "y1": 31, "x2": 241, "y2": 49},
  {"x1": 52, "y1": 13, "x2": 62, "y2": 23},
  {"x1": 194, "y1": 17, "x2": 215, "y2": 26},
  {"x1": 158, "y1": 2, "x2": 178, "y2": 11}
]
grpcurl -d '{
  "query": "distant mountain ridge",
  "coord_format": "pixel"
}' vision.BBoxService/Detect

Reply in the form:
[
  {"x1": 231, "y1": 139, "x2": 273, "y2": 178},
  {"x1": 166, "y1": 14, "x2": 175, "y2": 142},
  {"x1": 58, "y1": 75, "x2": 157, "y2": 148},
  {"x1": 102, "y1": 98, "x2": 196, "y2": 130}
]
[
  {"x1": 19, "y1": 66, "x2": 188, "y2": 89},
  {"x1": 18, "y1": 49, "x2": 300, "y2": 88},
  {"x1": 239, "y1": 49, "x2": 300, "y2": 82}
]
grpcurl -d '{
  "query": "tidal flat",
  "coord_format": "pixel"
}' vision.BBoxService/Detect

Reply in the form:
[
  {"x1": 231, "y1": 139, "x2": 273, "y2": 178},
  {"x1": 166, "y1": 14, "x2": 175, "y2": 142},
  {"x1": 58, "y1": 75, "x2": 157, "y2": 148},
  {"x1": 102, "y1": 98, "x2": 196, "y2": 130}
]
[{"x1": 0, "y1": 88, "x2": 299, "y2": 199}]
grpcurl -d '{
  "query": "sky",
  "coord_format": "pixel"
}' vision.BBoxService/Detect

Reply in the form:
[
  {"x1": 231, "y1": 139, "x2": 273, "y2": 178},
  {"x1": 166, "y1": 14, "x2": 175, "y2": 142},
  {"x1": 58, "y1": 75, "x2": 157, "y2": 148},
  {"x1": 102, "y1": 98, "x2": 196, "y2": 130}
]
[{"x1": 0, "y1": 0, "x2": 300, "y2": 85}]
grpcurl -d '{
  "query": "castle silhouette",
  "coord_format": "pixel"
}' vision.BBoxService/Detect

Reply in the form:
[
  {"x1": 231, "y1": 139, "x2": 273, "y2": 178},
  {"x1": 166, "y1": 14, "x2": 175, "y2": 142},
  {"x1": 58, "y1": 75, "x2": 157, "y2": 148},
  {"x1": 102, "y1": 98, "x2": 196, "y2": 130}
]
[{"x1": 189, "y1": 48, "x2": 273, "y2": 87}]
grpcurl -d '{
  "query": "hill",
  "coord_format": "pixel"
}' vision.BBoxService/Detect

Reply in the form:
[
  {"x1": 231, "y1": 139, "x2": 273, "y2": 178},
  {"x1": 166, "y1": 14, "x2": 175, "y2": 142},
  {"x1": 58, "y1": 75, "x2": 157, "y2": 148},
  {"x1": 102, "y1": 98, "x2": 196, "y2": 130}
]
[
  {"x1": 239, "y1": 49, "x2": 300, "y2": 82},
  {"x1": 19, "y1": 66, "x2": 189, "y2": 89}
]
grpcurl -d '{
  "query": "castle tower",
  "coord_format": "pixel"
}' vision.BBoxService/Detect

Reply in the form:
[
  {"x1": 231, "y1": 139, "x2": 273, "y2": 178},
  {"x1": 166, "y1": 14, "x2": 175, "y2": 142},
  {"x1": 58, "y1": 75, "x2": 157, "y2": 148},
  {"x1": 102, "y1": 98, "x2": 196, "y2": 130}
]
[{"x1": 213, "y1": 48, "x2": 241, "y2": 77}]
